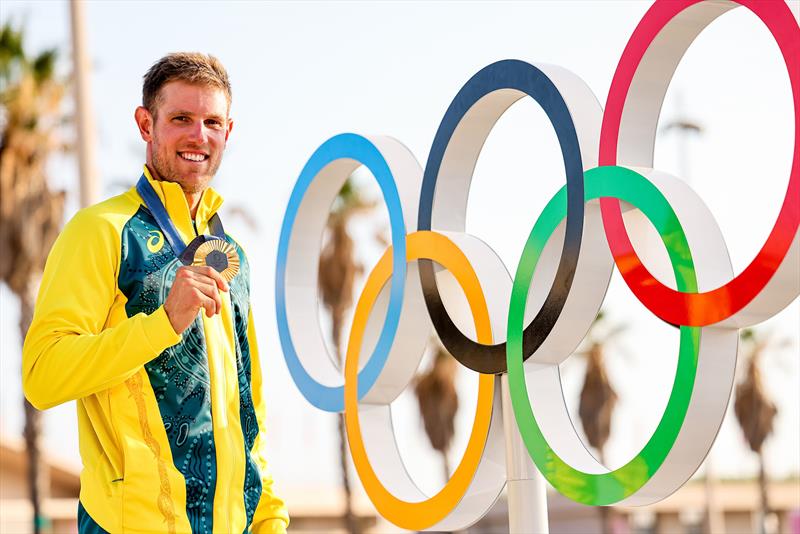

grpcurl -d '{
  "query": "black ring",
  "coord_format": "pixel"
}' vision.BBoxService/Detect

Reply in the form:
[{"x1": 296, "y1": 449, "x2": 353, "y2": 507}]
[{"x1": 418, "y1": 60, "x2": 585, "y2": 374}]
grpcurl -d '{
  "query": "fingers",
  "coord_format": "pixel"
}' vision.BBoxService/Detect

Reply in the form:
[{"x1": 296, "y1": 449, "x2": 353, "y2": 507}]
[
  {"x1": 165, "y1": 266, "x2": 232, "y2": 334},
  {"x1": 182, "y1": 265, "x2": 229, "y2": 292},
  {"x1": 194, "y1": 287, "x2": 219, "y2": 318},
  {"x1": 175, "y1": 266, "x2": 227, "y2": 316},
  {"x1": 193, "y1": 279, "x2": 222, "y2": 315}
]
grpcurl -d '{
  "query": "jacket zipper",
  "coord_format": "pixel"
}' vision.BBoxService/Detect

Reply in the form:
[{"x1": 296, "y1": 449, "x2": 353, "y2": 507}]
[{"x1": 196, "y1": 214, "x2": 240, "y2": 533}]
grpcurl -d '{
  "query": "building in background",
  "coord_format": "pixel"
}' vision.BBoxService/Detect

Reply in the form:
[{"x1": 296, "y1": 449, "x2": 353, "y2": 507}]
[
  {"x1": 1, "y1": 437, "x2": 798, "y2": 534},
  {"x1": 0, "y1": 436, "x2": 79, "y2": 534},
  {"x1": 474, "y1": 482, "x2": 800, "y2": 534}
]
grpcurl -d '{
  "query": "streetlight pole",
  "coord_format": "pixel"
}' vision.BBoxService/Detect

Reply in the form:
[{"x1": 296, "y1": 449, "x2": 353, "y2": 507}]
[
  {"x1": 661, "y1": 93, "x2": 703, "y2": 183},
  {"x1": 660, "y1": 92, "x2": 723, "y2": 534},
  {"x1": 70, "y1": 0, "x2": 99, "y2": 208}
]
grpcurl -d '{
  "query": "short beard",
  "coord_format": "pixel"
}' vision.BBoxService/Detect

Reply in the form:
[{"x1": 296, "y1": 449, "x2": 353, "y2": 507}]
[
  {"x1": 151, "y1": 145, "x2": 219, "y2": 194},
  {"x1": 151, "y1": 149, "x2": 182, "y2": 186}
]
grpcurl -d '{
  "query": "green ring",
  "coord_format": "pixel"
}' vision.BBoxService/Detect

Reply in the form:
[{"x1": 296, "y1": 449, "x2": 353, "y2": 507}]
[{"x1": 506, "y1": 165, "x2": 700, "y2": 505}]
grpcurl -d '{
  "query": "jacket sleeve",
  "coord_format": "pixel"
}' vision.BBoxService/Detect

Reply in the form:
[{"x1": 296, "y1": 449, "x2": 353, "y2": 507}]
[
  {"x1": 22, "y1": 206, "x2": 182, "y2": 410},
  {"x1": 247, "y1": 306, "x2": 290, "y2": 533}
]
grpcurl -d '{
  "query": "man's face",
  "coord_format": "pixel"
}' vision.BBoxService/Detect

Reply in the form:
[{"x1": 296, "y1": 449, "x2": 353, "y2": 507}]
[{"x1": 136, "y1": 80, "x2": 232, "y2": 195}]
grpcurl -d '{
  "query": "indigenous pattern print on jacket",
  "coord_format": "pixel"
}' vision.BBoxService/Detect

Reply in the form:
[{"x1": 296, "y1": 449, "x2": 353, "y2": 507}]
[
  {"x1": 22, "y1": 168, "x2": 289, "y2": 534},
  {"x1": 120, "y1": 205, "x2": 261, "y2": 530}
]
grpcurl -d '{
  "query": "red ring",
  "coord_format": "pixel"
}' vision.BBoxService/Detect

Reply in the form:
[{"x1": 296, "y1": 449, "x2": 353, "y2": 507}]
[{"x1": 599, "y1": 0, "x2": 799, "y2": 326}]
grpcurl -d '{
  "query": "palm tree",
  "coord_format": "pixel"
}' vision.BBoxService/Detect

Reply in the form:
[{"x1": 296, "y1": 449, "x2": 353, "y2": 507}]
[
  {"x1": 734, "y1": 328, "x2": 791, "y2": 534},
  {"x1": 576, "y1": 310, "x2": 625, "y2": 534},
  {"x1": 0, "y1": 23, "x2": 68, "y2": 533},
  {"x1": 318, "y1": 178, "x2": 378, "y2": 534},
  {"x1": 414, "y1": 339, "x2": 459, "y2": 484}
]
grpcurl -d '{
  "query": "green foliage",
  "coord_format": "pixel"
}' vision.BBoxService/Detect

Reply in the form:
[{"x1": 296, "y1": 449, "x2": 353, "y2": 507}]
[
  {"x1": 0, "y1": 22, "x2": 58, "y2": 98},
  {"x1": 0, "y1": 23, "x2": 25, "y2": 87},
  {"x1": 740, "y1": 328, "x2": 755, "y2": 343}
]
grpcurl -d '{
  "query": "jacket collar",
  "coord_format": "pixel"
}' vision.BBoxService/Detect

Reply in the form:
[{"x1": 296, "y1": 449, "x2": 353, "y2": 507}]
[{"x1": 138, "y1": 165, "x2": 225, "y2": 243}]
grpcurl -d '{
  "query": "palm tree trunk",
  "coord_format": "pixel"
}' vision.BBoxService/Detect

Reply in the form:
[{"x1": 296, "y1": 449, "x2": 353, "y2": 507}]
[
  {"x1": 757, "y1": 451, "x2": 769, "y2": 534},
  {"x1": 597, "y1": 451, "x2": 611, "y2": 534},
  {"x1": 599, "y1": 506, "x2": 611, "y2": 534},
  {"x1": 442, "y1": 453, "x2": 451, "y2": 487},
  {"x1": 703, "y1": 456, "x2": 725, "y2": 534},
  {"x1": 332, "y1": 338, "x2": 359, "y2": 534},
  {"x1": 23, "y1": 400, "x2": 45, "y2": 533},
  {"x1": 337, "y1": 413, "x2": 359, "y2": 534},
  {"x1": 20, "y1": 282, "x2": 48, "y2": 533}
]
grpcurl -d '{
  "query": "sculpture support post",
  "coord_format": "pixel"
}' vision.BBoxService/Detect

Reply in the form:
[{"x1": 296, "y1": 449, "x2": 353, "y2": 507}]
[{"x1": 502, "y1": 373, "x2": 548, "y2": 534}]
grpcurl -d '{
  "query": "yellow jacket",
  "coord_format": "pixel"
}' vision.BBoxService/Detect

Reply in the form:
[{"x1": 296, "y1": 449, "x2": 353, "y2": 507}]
[{"x1": 23, "y1": 168, "x2": 289, "y2": 533}]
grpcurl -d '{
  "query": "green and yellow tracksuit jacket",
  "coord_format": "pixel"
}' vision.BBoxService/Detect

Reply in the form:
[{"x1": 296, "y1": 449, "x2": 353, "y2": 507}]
[{"x1": 22, "y1": 168, "x2": 289, "y2": 533}]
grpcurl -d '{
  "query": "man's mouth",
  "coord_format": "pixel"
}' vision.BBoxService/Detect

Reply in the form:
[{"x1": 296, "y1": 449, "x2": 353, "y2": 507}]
[{"x1": 178, "y1": 151, "x2": 209, "y2": 162}]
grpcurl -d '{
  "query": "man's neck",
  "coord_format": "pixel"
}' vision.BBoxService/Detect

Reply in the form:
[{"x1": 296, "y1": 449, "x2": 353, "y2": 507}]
[
  {"x1": 145, "y1": 163, "x2": 202, "y2": 219},
  {"x1": 185, "y1": 192, "x2": 202, "y2": 219}
]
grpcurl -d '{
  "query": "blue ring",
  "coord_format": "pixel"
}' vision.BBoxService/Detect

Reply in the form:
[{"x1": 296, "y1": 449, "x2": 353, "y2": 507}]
[
  {"x1": 417, "y1": 59, "x2": 586, "y2": 374},
  {"x1": 275, "y1": 133, "x2": 407, "y2": 412}
]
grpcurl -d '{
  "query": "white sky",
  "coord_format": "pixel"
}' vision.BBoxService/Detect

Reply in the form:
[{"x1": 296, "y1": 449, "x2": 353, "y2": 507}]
[{"x1": 1, "y1": 0, "x2": 798, "y2": 518}]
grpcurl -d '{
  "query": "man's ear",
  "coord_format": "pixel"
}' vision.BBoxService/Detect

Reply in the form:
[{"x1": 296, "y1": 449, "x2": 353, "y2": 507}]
[
  {"x1": 134, "y1": 106, "x2": 154, "y2": 142},
  {"x1": 225, "y1": 117, "x2": 234, "y2": 143}
]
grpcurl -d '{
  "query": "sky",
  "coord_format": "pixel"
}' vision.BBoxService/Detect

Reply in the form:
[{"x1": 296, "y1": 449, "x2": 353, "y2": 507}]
[{"x1": 1, "y1": 0, "x2": 799, "y2": 521}]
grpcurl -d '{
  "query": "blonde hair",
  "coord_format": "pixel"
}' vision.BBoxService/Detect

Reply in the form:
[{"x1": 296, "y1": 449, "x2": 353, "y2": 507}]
[{"x1": 142, "y1": 52, "x2": 231, "y2": 115}]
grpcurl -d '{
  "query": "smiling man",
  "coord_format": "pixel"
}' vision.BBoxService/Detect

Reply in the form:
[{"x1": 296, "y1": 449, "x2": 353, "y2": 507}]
[{"x1": 23, "y1": 53, "x2": 289, "y2": 534}]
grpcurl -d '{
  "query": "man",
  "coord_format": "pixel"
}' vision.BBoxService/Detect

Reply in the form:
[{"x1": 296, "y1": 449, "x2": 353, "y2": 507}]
[{"x1": 23, "y1": 53, "x2": 289, "y2": 534}]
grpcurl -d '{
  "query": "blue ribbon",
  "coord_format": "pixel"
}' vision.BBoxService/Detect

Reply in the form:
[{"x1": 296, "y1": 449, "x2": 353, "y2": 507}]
[{"x1": 136, "y1": 173, "x2": 225, "y2": 262}]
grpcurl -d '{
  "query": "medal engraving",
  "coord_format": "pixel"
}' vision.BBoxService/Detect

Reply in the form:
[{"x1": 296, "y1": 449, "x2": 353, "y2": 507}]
[{"x1": 193, "y1": 239, "x2": 239, "y2": 282}]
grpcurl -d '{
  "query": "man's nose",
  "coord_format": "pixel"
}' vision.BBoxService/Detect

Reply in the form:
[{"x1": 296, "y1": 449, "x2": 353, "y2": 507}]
[{"x1": 186, "y1": 121, "x2": 208, "y2": 144}]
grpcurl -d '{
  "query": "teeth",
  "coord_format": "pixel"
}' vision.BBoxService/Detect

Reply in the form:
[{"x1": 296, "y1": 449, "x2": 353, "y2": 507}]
[{"x1": 180, "y1": 152, "x2": 206, "y2": 162}]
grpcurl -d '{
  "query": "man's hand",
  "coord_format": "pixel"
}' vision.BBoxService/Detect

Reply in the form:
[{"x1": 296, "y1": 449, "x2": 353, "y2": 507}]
[{"x1": 164, "y1": 266, "x2": 229, "y2": 334}]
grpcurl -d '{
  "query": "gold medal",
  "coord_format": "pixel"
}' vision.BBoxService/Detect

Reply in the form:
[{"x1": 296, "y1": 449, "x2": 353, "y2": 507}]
[{"x1": 193, "y1": 239, "x2": 240, "y2": 282}]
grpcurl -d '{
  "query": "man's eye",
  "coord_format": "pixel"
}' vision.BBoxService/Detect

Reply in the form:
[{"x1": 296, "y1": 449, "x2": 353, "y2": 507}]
[
  {"x1": 205, "y1": 120, "x2": 221, "y2": 127},
  {"x1": 173, "y1": 116, "x2": 189, "y2": 122}
]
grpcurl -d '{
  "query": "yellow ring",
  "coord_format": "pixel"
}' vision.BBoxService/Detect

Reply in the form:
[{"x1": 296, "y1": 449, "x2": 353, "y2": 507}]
[{"x1": 343, "y1": 230, "x2": 495, "y2": 530}]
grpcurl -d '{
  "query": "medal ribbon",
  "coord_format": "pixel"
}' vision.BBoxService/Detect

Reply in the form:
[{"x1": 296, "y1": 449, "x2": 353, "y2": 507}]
[{"x1": 136, "y1": 173, "x2": 226, "y2": 262}]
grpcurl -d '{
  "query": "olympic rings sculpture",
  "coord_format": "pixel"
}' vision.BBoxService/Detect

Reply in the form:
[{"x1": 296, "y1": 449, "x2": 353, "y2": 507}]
[{"x1": 276, "y1": 1, "x2": 799, "y2": 530}]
